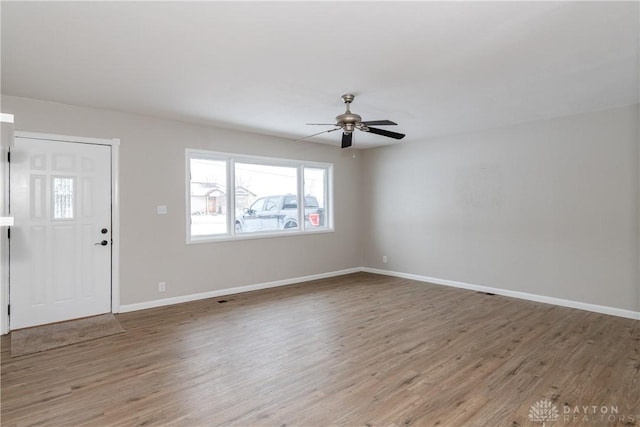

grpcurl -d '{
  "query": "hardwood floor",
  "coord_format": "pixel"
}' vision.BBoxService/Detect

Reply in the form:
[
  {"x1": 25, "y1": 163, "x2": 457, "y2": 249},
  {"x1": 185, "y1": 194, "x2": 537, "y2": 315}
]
[{"x1": 1, "y1": 272, "x2": 639, "y2": 426}]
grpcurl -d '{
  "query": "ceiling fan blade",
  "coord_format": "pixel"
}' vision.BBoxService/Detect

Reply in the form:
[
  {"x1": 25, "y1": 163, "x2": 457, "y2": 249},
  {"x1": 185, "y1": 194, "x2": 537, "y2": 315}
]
[
  {"x1": 341, "y1": 132, "x2": 353, "y2": 149},
  {"x1": 365, "y1": 127, "x2": 406, "y2": 140},
  {"x1": 361, "y1": 120, "x2": 398, "y2": 126},
  {"x1": 306, "y1": 123, "x2": 339, "y2": 126},
  {"x1": 296, "y1": 127, "x2": 341, "y2": 141}
]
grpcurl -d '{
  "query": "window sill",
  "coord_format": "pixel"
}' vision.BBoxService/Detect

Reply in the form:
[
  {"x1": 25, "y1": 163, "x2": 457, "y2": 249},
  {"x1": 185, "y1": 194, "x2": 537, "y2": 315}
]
[{"x1": 187, "y1": 227, "x2": 335, "y2": 245}]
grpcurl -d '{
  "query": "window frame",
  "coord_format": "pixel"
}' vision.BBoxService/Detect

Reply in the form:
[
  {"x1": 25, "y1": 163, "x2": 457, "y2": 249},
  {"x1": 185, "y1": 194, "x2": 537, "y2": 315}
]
[{"x1": 186, "y1": 149, "x2": 334, "y2": 244}]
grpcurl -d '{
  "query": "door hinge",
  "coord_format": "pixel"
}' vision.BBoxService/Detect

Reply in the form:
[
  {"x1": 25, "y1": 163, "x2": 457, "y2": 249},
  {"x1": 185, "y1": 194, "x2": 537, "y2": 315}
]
[
  {"x1": 7, "y1": 151, "x2": 10, "y2": 163},
  {"x1": 7, "y1": 228, "x2": 10, "y2": 239},
  {"x1": 7, "y1": 305, "x2": 10, "y2": 316}
]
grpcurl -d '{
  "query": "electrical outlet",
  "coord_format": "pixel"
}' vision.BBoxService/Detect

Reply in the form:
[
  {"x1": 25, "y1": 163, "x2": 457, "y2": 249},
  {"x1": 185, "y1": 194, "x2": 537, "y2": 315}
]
[
  {"x1": 158, "y1": 281, "x2": 166, "y2": 292},
  {"x1": 382, "y1": 255, "x2": 388, "y2": 264}
]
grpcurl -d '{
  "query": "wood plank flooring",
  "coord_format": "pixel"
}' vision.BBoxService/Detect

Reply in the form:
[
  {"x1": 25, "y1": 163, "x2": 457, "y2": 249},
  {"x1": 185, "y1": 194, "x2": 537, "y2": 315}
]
[{"x1": 1, "y1": 272, "x2": 639, "y2": 426}]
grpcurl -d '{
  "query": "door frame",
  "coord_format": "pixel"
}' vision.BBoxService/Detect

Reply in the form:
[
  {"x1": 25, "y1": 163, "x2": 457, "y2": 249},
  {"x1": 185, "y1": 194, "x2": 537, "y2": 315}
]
[{"x1": 4, "y1": 131, "x2": 120, "y2": 333}]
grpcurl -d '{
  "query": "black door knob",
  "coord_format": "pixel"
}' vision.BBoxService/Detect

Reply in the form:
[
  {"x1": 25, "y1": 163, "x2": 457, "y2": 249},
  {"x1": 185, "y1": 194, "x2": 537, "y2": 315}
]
[
  {"x1": 94, "y1": 240, "x2": 108, "y2": 246},
  {"x1": 101, "y1": 228, "x2": 108, "y2": 234}
]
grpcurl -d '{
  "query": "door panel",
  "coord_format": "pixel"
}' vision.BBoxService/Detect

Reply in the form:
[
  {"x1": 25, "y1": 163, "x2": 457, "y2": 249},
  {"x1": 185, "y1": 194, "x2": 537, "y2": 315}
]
[{"x1": 10, "y1": 137, "x2": 112, "y2": 329}]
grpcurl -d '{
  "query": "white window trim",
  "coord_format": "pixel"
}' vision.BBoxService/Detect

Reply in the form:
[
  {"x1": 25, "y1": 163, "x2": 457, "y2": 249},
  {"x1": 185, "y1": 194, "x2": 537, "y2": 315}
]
[{"x1": 186, "y1": 149, "x2": 334, "y2": 244}]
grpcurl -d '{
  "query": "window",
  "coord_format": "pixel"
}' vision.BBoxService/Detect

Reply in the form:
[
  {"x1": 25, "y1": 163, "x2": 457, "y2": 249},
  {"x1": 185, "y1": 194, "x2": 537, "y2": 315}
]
[
  {"x1": 304, "y1": 167, "x2": 327, "y2": 228},
  {"x1": 187, "y1": 150, "x2": 333, "y2": 243},
  {"x1": 189, "y1": 156, "x2": 227, "y2": 237},
  {"x1": 235, "y1": 163, "x2": 298, "y2": 233}
]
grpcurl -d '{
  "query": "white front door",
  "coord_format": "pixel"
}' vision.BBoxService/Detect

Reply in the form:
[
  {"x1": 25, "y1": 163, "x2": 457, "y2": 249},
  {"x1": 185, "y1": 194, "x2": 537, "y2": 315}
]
[{"x1": 10, "y1": 136, "x2": 112, "y2": 329}]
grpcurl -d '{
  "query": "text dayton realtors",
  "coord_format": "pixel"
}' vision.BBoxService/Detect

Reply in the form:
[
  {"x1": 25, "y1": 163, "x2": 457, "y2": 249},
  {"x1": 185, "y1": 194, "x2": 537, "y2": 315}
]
[{"x1": 562, "y1": 405, "x2": 637, "y2": 424}]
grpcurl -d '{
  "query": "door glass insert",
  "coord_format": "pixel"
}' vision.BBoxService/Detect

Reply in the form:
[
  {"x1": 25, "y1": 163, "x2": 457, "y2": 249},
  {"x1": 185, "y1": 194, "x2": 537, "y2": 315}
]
[{"x1": 53, "y1": 177, "x2": 75, "y2": 220}]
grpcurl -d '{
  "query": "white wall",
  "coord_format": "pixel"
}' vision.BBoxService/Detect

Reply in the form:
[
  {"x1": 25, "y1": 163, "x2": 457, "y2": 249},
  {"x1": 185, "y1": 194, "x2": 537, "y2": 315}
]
[
  {"x1": 2, "y1": 95, "x2": 363, "y2": 306},
  {"x1": 4, "y1": 94, "x2": 638, "y2": 316},
  {"x1": 363, "y1": 105, "x2": 639, "y2": 312}
]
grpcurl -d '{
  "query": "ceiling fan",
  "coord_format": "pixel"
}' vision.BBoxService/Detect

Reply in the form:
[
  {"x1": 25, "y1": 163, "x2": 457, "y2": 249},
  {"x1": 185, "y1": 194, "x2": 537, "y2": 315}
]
[{"x1": 304, "y1": 94, "x2": 406, "y2": 148}]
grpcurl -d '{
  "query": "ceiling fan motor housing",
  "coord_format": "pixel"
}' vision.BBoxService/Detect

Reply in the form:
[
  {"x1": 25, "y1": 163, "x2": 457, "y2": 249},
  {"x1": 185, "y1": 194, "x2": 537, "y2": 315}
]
[{"x1": 335, "y1": 112, "x2": 362, "y2": 133}]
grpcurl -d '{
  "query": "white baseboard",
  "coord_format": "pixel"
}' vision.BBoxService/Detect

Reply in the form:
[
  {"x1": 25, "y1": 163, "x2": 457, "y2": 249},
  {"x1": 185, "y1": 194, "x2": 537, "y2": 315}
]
[
  {"x1": 118, "y1": 267, "x2": 361, "y2": 313},
  {"x1": 119, "y1": 265, "x2": 639, "y2": 321},
  {"x1": 361, "y1": 267, "x2": 640, "y2": 321}
]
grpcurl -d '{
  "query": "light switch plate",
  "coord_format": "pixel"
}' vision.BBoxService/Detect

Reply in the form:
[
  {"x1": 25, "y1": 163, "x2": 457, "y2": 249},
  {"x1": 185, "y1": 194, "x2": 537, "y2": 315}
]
[{"x1": 157, "y1": 205, "x2": 167, "y2": 215}]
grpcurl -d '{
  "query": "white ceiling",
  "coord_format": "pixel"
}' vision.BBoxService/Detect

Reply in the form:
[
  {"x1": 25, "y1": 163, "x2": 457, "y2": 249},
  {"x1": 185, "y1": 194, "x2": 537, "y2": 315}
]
[{"x1": 1, "y1": 1, "x2": 638, "y2": 149}]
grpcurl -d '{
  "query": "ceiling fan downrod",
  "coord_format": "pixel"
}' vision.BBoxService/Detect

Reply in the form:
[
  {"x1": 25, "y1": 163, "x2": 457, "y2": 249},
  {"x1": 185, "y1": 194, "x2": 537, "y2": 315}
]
[{"x1": 336, "y1": 94, "x2": 361, "y2": 134}]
